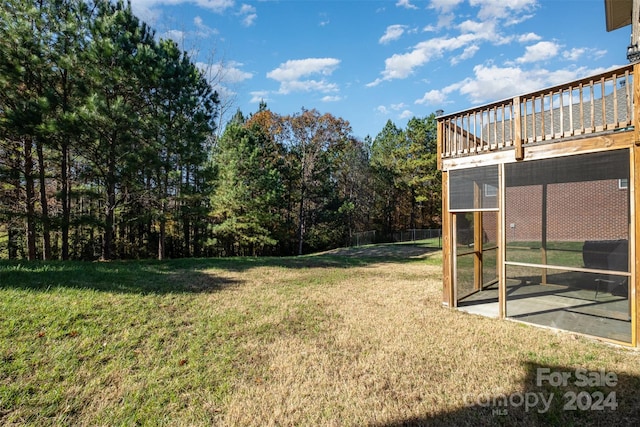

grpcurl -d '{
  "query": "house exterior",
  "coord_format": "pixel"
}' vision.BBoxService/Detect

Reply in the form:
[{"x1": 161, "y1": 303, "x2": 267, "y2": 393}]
[{"x1": 437, "y1": 1, "x2": 640, "y2": 346}]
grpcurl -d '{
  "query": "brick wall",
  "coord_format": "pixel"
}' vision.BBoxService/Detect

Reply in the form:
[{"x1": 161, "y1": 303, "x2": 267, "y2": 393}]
[{"x1": 505, "y1": 179, "x2": 628, "y2": 242}]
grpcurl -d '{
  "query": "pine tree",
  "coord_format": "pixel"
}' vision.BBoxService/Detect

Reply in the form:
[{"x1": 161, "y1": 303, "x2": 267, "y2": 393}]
[{"x1": 210, "y1": 119, "x2": 285, "y2": 256}]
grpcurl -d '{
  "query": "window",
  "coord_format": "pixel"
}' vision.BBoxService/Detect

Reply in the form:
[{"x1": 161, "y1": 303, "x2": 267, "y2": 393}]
[
  {"x1": 484, "y1": 183, "x2": 497, "y2": 197},
  {"x1": 619, "y1": 178, "x2": 628, "y2": 189},
  {"x1": 449, "y1": 165, "x2": 499, "y2": 211}
]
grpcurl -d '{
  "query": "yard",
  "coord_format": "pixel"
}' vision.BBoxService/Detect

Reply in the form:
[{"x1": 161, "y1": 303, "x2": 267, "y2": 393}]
[{"x1": 1, "y1": 242, "x2": 640, "y2": 426}]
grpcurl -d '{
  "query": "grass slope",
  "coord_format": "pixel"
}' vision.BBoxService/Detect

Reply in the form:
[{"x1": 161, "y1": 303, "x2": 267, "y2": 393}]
[{"x1": 1, "y1": 242, "x2": 639, "y2": 426}]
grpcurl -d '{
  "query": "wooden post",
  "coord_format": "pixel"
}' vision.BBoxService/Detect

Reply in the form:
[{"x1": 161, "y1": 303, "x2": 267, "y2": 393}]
[
  {"x1": 499, "y1": 164, "x2": 506, "y2": 319},
  {"x1": 541, "y1": 183, "x2": 548, "y2": 284},
  {"x1": 474, "y1": 182, "x2": 483, "y2": 291},
  {"x1": 513, "y1": 96, "x2": 524, "y2": 160},
  {"x1": 634, "y1": 65, "x2": 640, "y2": 146},
  {"x1": 437, "y1": 120, "x2": 444, "y2": 170},
  {"x1": 442, "y1": 171, "x2": 452, "y2": 306},
  {"x1": 630, "y1": 62, "x2": 638, "y2": 345},
  {"x1": 632, "y1": 147, "x2": 638, "y2": 347}
]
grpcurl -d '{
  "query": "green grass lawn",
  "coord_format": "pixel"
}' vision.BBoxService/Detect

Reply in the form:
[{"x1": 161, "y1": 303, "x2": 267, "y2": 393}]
[
  {"x1": 506, "y1": 241, "x2": 585, "y2": 267},
  {"x1": 1, "y1": 243, "x2": 640, "y2": 426}
]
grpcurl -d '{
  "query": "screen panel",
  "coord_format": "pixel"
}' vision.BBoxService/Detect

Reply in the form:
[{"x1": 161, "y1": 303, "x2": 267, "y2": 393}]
[
  {"x1": 449, "y1": 165, "x2": 499, "y2": 211},
  {"x1": 504, "y1": 149, "x2": 631, "y2": 343},
  {"x1": 505, "y1": 150, "x2": 629, "y2": 271}
]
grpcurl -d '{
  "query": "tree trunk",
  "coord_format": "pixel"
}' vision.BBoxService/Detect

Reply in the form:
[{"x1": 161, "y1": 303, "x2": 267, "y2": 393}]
[
  {"x1": 8, "y1": 161, "x2": 21, "y2": 259},
  {"x1": 102, "y1": 179, "x2": 115, "y2": 261},
  {"x1": 410, "y1": 189, "x2": 416, "y2": 231},
  {"x1": 101, "y1": 131, "x2": 119, "y2": 261},
  {"x1": 36, "y1": 139, "x2": 52, "y2": 260},
  {"x1": 182, "y1": 168, "x2": 191, "y2": 257},
  {"x1": 60, "y1": 141, "x2": 70, "y2": 260},
  {"x1": 158, "y1": 218, "x2": 166, "y2": 260},
  {"x1": 23, "y1": 137, "x2": 37, "y2": 260},
  {"x1": 158, "y1": 173, "x2": 168, "y2": 260},
  {"x1": 7, "y1": 224, "x2": 17, "y2": 259},
  {"x1": 297, "y1": 188, "x2": 305, "y2": 256},
  {"x1": 193, "y1": 222, "x2": 201, "y2": 257}
]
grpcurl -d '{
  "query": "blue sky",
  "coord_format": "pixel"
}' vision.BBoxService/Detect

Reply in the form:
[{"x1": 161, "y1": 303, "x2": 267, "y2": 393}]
[{"x1": 130, "y1": 0, "x2": 632, "y2": 140}]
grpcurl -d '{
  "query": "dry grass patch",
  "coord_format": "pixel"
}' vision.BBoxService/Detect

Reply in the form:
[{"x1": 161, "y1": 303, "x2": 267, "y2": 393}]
[{"x1": 212, "y1": 251, "x2": 640, "y2": 426}]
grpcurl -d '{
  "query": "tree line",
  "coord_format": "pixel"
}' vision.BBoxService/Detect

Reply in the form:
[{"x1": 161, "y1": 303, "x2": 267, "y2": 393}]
[{"x1": 0, "y1": 0, "x2": 441, "y2": 260}]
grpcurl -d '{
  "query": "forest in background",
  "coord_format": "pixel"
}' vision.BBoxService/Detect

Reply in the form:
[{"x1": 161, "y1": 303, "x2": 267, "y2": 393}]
[{"x1": 0, "y1": 0, "x2": 441, "y2": 260}]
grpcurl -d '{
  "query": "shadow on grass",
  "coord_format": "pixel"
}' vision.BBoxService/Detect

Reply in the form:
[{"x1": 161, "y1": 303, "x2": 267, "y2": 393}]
[
  {"x1": 375, "y1": 361, "x2": 640, "y2": 427},
  {"x1": 0, "y1": 260, "x2": 240, "y2": 294},
  {"x1": 0, "y1": 243, "x2": 441, "y2": 294}
]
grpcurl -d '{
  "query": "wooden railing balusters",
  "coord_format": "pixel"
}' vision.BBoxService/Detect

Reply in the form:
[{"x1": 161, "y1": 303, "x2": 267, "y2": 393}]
[{"x1": 438, "y1": 64, "x2": 635, "y2": 159}]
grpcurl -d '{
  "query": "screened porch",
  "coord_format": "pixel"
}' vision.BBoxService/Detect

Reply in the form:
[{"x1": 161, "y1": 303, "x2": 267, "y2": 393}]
[{"x1": 438, "y1": 63, "x2": 639, "y2": 346}]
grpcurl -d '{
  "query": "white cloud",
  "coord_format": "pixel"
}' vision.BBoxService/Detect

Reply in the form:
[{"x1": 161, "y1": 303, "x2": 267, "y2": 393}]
[
  {"x1": 457, "y1": 19, "x2": 502, "y2": 43},
  {"x1": 366, "y1": 78, "x2": 384, "y2": 88},
  {"x1": 268, "y1": 58, "x2": 340, "y2": 81},
  {"x1": 193, "y1": 16, "x2": 216, "y2": 37},
  {"x1": 563, "y1": 47, "x2": 586, "y2": 62},
  {"x1": 376, "y1": 105, "x2": 389, "y2": 114},
  {"x1": 469, "y1": 0, "x2": 538, "y2": 21},
  {"x1": 132, "y1": 0, "x2": 235, "y2": 15},
  {"x1": 396, "y1": 0, "x2": 418, "y2": 10},
  {"x1": 196, "y1": 60, "x2": 252, "y2": 102},
  {"x1": 369, "y1": 31, "x2": 493, "y2": 85},
  {"x1": 374, "y1": 104, "x2": 413, "y2": 119},
  {"x1": 429, "y1": 0, "x2": 464, "y2": 13},
  {"x1": 438, "y1": 13, "x2": 456, "y2": 28},
  {"x1": 517, "y1": 40, "x2": 561, "y2": 63},
  {"x1": 132, "y1": 0, "x2": 254, "y2": 27},
  {"x1": 518, "y1": 32, "x2": 542, "y2": 43},
  {"x1": 380, "y1": 25, "x2": 407, "y2": 44},
  {"x1": 450, "y1": 44, "x2": 479, "y2": 65},
  {"x1": 322, "y1": 95, "x2": 342, "y2": 102},
  {"x1": 456, "y1": 65, "x2": 538, "y2": 103},
  {"x1": 278, "y1": 79, "x2": 339, "y2": 94},
  {"x1": 415, "y1": 89, "x2": 449, "y2": 105},
  {"x1": 562, "y1": 47, "x2": 606, "y2": 62},
  {"x1": 424, "y1": 12, "x2": 456, "y2": 31},
  {"x1": 219, "y1": 61, "x2": 253, "y2": 83},
  {"x1": 267, "y1": 58, "x2": 341, "y2": 95},
  {"x1": 543, "y1": 66, "x2": 611, "y2": 86},
  {"x1": 159, "y1": 18, "x2": 218, "y2": 49},
  {"x1": 212, "y1": 84, "x2": 236, "y2": 100},
  {"x1": 162, "y1": 29, "x2": 186, "y2": 43},
  {"x1": 399, "y1": 110, "x2": 413, "y2": 119},
  {"x1": 239, "y1": 4, "x2": 257, "y2": 26},
  {"x1": 376, "y1": 0, "x2": 537, "y2": 84},
  {"x1": 318, "y1": 12, "x2": 330, "y2": 27},
  {"x1": 195, "y1": 0, "x2": 235, "y2": 12},
  {"x1": 380, "y1": 49, "x2": 430, "y2": 80},
  {"x1": 424, "y1": 0, "x2": 462, "y2": 30},
  {"x1": 130, "y1": 0, "x2": 164, "y2": 23},
  {"x1": 458, "y1": 19, "x2": 493, "y2": 35},
  {"x1": 250, "y1": 90, "x2": 270, "y2": 104}
]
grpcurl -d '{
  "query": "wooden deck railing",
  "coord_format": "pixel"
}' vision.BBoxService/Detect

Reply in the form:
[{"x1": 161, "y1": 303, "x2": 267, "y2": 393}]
[{"x1": 438, "y1": 63, "x2": 635, "y2": 163}]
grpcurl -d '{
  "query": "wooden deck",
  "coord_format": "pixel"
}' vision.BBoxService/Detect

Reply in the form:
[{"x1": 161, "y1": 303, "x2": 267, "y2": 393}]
[{"x1": 437, "y1": 63, "x2": 638, "y2": 171}]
